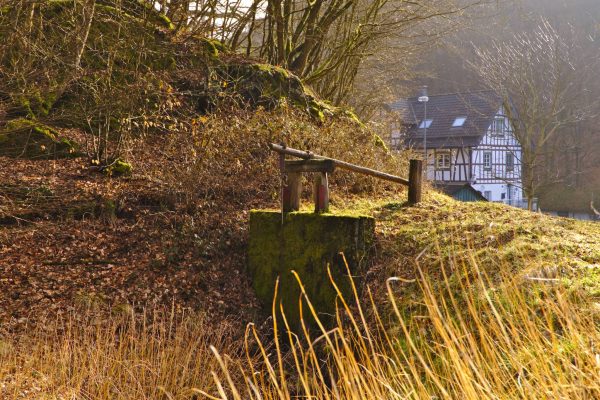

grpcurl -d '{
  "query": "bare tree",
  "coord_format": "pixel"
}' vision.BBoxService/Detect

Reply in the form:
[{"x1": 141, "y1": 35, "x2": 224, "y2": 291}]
[
  {"x1": 0, "y1": 0, "x2": 178, "y2": 163},
  {"x1": 156, "y1": 0, "x2": 485, "y2": 108},
  {"x1": 471, "y1": 19, "x2": 599, "y2": 210}
]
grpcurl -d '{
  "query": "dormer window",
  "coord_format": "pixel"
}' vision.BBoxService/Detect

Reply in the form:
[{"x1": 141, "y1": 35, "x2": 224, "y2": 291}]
[
  {"x1": 419, "y1": 119, "x2": 432, "y2": 129},
  {"x1": 452, "y1": 117, "x2": 466, "y2": 127},
  {"x1": 491, "y1": 116, "x2": 505, "y2": 136}
]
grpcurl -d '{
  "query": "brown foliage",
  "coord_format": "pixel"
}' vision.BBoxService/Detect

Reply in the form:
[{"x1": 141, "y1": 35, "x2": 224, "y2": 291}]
[{"x1": 136, "y1": 106, "x2": 408, "y2": 214}]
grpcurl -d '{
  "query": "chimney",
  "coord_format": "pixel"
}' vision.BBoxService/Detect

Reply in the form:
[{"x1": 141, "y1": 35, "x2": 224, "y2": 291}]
[{"x1": 417, "y1": 85, "x2": 428, "y2": 98}]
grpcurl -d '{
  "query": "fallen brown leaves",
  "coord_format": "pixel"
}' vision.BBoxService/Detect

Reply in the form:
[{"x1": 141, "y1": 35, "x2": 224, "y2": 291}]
[
  {"x1": 0, "y1": 108, "x2": 406, "y2": 336},
  {"x1": 0, "y1": 156, "x2": 261, "y2": 334}
]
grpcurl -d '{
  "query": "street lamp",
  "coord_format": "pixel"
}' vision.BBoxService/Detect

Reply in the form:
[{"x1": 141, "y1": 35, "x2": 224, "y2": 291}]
[{"x1": 418, "y1": 86, "x2": 429, "y2": 178}]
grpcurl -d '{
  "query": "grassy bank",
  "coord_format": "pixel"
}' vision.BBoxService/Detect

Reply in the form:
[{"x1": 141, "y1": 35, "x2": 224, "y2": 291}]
[{"x1": 2, "y1": 194, "x2": 600, "y2": 398}]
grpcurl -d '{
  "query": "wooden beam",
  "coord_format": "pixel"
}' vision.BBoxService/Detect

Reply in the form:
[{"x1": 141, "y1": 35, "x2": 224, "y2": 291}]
[
  {"x1": 285, "y1": 159, "x2": 335, "y2": 173},
  {"x1": 269, "y1": 143, "x2": 314, "y2": 160},
  {"x1": 269, "y1": 143, "x2": 409, "y2": 186}
]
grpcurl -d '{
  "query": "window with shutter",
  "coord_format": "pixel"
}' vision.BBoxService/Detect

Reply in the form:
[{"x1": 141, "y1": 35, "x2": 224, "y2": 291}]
[
  {"x1": 506, "y1": 153, "x2": 514, "y2": 171},
  {"x1": 483, "y1": 152, "x2": 492, "y2": 170}
]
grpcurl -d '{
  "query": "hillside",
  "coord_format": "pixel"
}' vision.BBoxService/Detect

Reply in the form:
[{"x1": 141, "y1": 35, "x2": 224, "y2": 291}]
[
  {"x1": 0, "y1": 116, "x2": 400, "y2": 333},
  {"x1": 340, "y1": 193, "x2": 600, "y2": 299},
  {"x1": 2, "y1": 163, "x2": 600, "y2": 397},
  {"x1": 2, "y1": 1, "x2": 600, "y2": 398},
  {"x1": 2, "y1": 147, "x2": 599, "y2": 332},
  {"x1": 0, "y1": 0, "x2": 400, "y2": 333}
]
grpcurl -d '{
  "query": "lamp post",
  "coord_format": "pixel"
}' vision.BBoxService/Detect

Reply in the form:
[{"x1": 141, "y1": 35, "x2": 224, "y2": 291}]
[{"x1": 418, "y1": 86, "x2": 429, "y2": 179}]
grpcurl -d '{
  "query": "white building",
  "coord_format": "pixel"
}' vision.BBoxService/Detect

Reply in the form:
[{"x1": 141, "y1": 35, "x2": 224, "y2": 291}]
[{"x1": 386, "y1": 90, "x2": 525, "y2": 207}]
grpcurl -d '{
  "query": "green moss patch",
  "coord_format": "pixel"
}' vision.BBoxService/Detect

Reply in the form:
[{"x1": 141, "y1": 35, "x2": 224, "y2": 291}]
[
  {"x1": 248, "y1": 210, "x2": 375, "y2": 331},
  {"x1": 0, "y1": 0, "x2": 176, "y2": 124},
  {"x1": 331, "y1": 192, "x2": 600, "y2": 314},
  {"x1": 13, "y1": 90, "x2": 57, "y2": 119},
  {"x1": 220, "y1": 63, "x2": 306, "y2": 108},
  {"x1": 0, "y1": 119, "x2": 77, "y2": 159},
  {"x1": 217, "y1": 62, "x2": 352, "y2": 123},
  {"x1": 196, "y1": 37, "x2": 229, "y2": 58},
  {"x1": 1, "y1": 1, "x2": 360, "y2": 129},
  {"x1": 103, "y1": 159, "x2": 133, "y2": 177}
]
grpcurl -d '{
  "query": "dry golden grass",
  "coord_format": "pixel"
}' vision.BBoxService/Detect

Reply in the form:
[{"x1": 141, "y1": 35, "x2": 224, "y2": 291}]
[
  {"x1": 206, "y1": 252, "x2": 600, "y2": 399},
  {"x1": 0, "y1": 310, "x2": 240, "y2": 399},
  {"x1": 2, "y1": 194, "x2": 600, "y2": 399},
  {"x1": 3, "y1": 247, "x2": 600, "y2": 399}
]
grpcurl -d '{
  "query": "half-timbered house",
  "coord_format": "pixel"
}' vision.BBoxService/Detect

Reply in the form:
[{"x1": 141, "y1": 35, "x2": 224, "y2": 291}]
[{"x1": 387, "y1": 90, "x2": 524, "y2": 206}]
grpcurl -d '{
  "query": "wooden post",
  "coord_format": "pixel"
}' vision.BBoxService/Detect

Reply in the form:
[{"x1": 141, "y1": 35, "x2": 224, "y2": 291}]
[
  {"x1": 408, "y1": 159, "x2": 422, "y2": 205},
  {"x1": 314, "y1": 172, "x2": 329, "y2": 213},
  {"x1": 282, "y1": 172, "x2": 302, "y2": 212}
]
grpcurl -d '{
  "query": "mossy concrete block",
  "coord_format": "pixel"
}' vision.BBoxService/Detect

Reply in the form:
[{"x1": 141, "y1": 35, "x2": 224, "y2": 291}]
[{"x1": 248, "y1": 210, "x2": 375, "y2": 331}]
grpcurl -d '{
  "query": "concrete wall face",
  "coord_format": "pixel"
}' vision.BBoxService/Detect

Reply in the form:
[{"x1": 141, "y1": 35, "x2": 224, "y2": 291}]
[{"x1": 248, "y1": 211, "x2": 375, "y2": 332}]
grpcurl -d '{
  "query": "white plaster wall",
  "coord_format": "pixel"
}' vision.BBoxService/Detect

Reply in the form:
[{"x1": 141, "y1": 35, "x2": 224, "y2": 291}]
[
  {"x1": 472, "y1": 109, "x2": 522, "y2": 186},
  {"x1": 472, "y1": 182, "x2": 523, "y2": 203}
]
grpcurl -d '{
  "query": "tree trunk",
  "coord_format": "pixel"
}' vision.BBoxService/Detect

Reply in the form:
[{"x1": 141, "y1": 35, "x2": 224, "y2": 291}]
[{"x1": 75, "y1": 0, "x2": 96, "y2": 71}]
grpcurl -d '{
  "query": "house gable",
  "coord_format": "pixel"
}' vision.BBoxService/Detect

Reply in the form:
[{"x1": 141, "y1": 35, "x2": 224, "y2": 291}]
[{"x1": 471, "y1": 106, "x2": 522, "y2": 185}]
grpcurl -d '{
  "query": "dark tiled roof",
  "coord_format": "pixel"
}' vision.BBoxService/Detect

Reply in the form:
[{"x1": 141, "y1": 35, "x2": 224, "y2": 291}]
[{"x1": 388, "y1": 90, "x2": 503, "y2": 149}]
